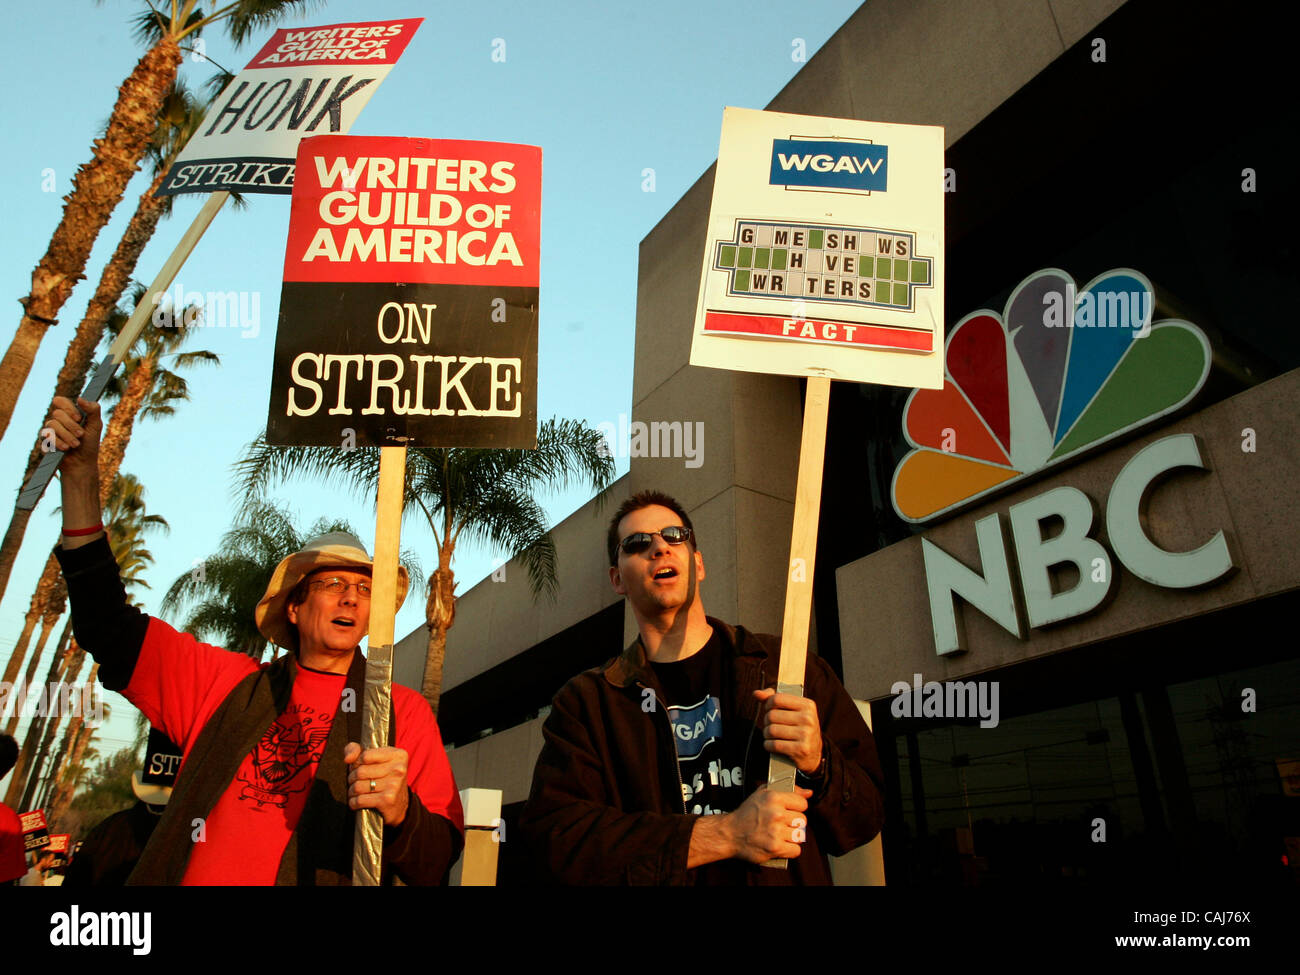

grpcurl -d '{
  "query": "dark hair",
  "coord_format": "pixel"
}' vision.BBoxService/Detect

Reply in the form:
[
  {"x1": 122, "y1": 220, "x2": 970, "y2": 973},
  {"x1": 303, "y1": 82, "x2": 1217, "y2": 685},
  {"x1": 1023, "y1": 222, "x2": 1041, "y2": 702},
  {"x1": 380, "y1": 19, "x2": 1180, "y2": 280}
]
[
  {"x1": 0, "y1": 734, "x2": 18, "y2": 779},
  {"x1": 606, "y1": 490, "x2": 696, "y2": 566},
  {"x1": 287, "y1": 578, "x2": 312, "y2": 610}
]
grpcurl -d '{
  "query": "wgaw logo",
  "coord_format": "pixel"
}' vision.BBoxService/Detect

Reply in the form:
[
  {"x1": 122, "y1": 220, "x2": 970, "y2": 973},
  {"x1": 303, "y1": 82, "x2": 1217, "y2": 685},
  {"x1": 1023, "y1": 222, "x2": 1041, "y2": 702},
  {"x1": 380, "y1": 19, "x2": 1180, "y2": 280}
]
[{"x1": 769, "y1": 138, "x2": 888, "y2": 193}]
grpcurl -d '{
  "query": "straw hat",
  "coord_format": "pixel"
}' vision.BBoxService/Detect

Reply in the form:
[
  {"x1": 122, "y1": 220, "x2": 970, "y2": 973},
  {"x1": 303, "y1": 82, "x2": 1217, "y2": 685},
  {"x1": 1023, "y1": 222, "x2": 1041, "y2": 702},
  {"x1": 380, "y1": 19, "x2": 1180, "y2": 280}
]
[{"x1": 254, "y1": 532, "x2": 409, "y2": 652}]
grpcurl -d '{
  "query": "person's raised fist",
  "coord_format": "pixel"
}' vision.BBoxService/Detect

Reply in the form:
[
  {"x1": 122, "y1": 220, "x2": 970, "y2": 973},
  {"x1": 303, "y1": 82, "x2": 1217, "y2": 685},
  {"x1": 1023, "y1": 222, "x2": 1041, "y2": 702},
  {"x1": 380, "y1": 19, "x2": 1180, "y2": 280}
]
[{"x1": 42, "y1": 396, "x2": 101, "y2": 473}]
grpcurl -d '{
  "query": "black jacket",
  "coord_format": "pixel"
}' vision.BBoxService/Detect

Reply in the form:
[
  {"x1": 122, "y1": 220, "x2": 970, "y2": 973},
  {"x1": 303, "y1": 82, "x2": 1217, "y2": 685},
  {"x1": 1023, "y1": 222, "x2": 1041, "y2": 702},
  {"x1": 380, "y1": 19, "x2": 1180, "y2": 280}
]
[{"x1": 519, "y1": 618, "x2": 886, "y2": 884}]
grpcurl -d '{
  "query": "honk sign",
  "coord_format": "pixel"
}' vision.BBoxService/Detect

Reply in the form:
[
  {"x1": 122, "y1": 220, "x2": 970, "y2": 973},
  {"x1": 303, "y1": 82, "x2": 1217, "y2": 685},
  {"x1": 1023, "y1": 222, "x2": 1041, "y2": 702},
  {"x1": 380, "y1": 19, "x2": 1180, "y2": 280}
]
[{"x1": 160, "y1": 19, "x2": 423, "y2": 196}]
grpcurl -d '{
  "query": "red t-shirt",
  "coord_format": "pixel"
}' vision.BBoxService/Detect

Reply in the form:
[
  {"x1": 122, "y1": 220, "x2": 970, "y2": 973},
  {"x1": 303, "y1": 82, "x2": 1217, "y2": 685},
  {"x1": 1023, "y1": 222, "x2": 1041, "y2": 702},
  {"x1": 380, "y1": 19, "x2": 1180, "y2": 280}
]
[
  {"x1": 0, "y1": 802, "x2": 26, "y2": 883},
  {"x1": 125, "y1": 617, "x2": 463, "y2": 885}
]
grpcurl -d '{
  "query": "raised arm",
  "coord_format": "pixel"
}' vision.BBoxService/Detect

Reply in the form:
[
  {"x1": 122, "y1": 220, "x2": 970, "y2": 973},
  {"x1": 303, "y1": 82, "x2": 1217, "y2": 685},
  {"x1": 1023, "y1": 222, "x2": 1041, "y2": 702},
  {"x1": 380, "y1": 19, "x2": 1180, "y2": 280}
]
[{"x1": 47, "y1": 396, "x2": 148, "y2": 690}]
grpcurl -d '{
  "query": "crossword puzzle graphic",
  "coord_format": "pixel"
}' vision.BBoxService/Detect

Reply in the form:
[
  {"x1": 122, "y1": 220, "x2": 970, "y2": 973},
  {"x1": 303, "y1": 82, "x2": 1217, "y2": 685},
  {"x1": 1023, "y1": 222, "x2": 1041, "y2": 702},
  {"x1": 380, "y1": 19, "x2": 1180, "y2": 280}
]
[{"x1": 714, "y1": 220, "x2": 933, "y2": 310}]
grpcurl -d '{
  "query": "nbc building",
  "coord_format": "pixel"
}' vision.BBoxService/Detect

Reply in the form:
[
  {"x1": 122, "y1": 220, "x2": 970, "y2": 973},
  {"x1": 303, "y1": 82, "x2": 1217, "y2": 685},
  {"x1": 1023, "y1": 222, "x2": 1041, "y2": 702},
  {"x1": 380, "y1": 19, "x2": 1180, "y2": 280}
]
[{"x1": 394, "y1": 0, "x2": 1300, "y2": 885}]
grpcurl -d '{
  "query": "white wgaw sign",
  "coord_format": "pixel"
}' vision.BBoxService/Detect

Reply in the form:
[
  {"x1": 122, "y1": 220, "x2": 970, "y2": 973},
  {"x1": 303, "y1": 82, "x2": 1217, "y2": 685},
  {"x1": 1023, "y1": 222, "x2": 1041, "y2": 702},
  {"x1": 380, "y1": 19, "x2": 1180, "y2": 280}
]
[{"x1": 691, "y1": 107, "x2": 945, "y2": 389}]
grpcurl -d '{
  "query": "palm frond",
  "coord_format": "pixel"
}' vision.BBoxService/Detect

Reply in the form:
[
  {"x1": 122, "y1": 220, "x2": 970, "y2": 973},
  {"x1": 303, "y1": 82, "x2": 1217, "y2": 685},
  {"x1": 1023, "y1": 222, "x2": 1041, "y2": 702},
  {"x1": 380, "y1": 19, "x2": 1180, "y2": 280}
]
[{"x1": 217, "y1": 0, "x2": 325, "y2": 46}]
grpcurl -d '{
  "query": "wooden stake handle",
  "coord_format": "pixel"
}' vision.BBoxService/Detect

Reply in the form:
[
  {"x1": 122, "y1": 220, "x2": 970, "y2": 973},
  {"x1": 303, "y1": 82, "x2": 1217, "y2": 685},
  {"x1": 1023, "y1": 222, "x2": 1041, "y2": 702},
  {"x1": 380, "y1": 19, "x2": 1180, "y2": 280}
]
[
  {"x1": 352, "y1": 444, "x2": 406, "y2": 886},
  {"x1": 108, "y1": 191, "x2": 230, "y2": 362},
  {"x1": 763, "y1": 375, "x2": 831, "y2": 870}
]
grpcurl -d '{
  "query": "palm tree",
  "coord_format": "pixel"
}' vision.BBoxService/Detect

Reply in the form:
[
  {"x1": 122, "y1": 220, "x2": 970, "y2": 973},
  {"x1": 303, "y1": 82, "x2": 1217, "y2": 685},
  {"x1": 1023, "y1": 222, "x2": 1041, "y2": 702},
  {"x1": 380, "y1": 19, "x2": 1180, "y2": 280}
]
[
  {"x1": 2, "y1": 472, "x2": 164, "y2": 742},
  {"x1": 17, "y1": 624, "x2": 77, "y2": 811},
  {"x1": 160, "y1": 500, "x2": 423, "y2": 660},
  {"x1": 4, "y1": 475, "x2": 166, "y2": 807},
  {"x1": 0, "y1": 295, "x2": 214, "y2": 728},
  {"x1": 98, "y1": 291, "x2": 221, "y2": 487},
  {"x1": 46, "y1": 664, "x2": 103, "y2": 825},
  {"x1": 236, "y1": 420, "x2": 616, "y2": 711},
  {"x1": 0, "y1": 0, "x2": 316, "y2": 439},
  {"x1": 42, "y1": 485, "x2": 165, "y2": 821},
  {"x1": 42, "y1": 729, "x2": 100, "y2": 813},
  {"x1": 0, "y1": 77, "x2": 234, "y2": 607}
]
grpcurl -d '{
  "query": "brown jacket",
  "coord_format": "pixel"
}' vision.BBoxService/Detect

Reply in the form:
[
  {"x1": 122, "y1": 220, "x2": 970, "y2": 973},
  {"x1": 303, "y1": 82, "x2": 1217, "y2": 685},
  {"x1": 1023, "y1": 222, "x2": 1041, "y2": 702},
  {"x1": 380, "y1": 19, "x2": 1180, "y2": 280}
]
[{"x1": 519, "y1": 618, "x2": 885, "y2": 884}]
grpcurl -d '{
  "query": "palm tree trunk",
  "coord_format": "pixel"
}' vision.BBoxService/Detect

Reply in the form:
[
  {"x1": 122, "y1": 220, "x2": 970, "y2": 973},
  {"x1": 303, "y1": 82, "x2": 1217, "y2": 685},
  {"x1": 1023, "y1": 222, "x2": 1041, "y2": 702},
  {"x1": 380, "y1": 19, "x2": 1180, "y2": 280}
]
[
  {"x1": 0, "y1": 551, "x2": 61, "y2": 698},
  {"x1": 421, "y1": 548, "x2": 457, "y2": 713},
  {"x1": 98, "y1": 357, "x2": 155, "y2": 489},
  {"x1": 24, "y1": 642, "x2": 82, "y2": 811},
  {"x1": 8, "y1": 624, "x2": 75, "y2": 808},
  {"x1": 47, "y1": 663, "x2": 99, "y2": 824},
  {"x1": 3, "y1": 603, "x2": 62, "y2": 737},
  {"x1": 31, "y1": 644, "x2": 86, "y2": 812},
  {"x1": 0, "y1": 162, "x2": 174, "y2": 605},
  {"x1": 422, "y1": 622, "x2": 449, "y2": 716},
  {"x1": 0, "y1": 36, "x2": 181, "y2": 440},
  {"x1": 40, "y1": 710, "x2": 80, "y2": 812},
  {"x1": 34, "y1": 650, "x2": 83, "y2": 816}
]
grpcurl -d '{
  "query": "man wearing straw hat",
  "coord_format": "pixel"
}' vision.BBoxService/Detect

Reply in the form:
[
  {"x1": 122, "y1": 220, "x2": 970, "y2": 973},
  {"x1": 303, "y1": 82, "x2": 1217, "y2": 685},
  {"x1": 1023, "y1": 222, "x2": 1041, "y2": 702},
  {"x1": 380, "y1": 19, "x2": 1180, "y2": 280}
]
[{"x1": 44, "y1": 395, "x2": 464, "y2": 885}]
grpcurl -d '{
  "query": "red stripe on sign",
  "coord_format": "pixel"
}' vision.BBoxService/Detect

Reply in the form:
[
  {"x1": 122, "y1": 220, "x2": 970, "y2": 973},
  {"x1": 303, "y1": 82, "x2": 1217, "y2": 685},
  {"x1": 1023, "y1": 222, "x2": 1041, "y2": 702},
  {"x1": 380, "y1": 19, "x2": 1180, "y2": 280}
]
[
  {"x1": 704, "y1": 313, "x2": 932, "y2": 352},
  {"x1": 283, "y1": 135, "x2": 541, "y2": 287},
  {"x1": 248, "y1": 19, "x2": 423, "y2": 68}
]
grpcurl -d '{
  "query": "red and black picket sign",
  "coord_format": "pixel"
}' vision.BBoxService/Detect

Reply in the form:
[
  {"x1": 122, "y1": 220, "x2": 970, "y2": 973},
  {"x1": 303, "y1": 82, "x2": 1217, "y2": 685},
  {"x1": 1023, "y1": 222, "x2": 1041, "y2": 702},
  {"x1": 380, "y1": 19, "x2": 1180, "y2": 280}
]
[
  {"x1": 20, "y1": 808, "x2": 49, "y2": 852},
  {"x1": 141, "y1": 728, "x2": 183, "y2": 789},
  {"x1": 267, "y1": 135, "x2": 541, "y2": 448}
]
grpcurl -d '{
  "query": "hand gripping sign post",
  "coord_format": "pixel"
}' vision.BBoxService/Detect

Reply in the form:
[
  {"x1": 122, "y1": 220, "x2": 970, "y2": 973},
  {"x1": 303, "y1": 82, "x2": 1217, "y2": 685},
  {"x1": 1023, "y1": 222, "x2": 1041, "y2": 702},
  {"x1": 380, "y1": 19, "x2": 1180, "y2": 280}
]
[
  {"x1": 270, "y1": 135, "x2": 540, "y2": 883},
  {"x1": 16, "y1": 18, "x2": 422, "y2": 512},
  {"x1": 691, "y1": 107, "x2": 944, "y2": 868}
]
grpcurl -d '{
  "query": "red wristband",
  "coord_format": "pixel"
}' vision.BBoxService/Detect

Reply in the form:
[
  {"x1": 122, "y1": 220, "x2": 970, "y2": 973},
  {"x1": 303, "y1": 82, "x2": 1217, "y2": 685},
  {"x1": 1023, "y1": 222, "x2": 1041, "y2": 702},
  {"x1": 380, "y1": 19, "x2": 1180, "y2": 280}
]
[{"x1": 62, "y1": 523, "x2": 104, "y2": 537}]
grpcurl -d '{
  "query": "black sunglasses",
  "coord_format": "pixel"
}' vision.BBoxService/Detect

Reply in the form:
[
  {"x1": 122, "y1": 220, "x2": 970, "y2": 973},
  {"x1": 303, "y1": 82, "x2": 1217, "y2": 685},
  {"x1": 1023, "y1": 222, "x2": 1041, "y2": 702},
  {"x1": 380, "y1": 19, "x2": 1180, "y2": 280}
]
[{"x1": 618, "y1": 525, "x2": 693, "y2": 556}]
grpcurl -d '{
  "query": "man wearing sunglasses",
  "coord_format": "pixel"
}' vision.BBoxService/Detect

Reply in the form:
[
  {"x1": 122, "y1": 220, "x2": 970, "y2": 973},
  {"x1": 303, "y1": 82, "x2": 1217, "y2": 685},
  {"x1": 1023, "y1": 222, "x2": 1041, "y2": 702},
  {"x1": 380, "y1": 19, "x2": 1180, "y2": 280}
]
[
  {"x1": 43, "y1": 395, "x2": 463, "y2": 885},
  {"x1": 521, "y1": 489, "x2": 885, "y2": 884}
]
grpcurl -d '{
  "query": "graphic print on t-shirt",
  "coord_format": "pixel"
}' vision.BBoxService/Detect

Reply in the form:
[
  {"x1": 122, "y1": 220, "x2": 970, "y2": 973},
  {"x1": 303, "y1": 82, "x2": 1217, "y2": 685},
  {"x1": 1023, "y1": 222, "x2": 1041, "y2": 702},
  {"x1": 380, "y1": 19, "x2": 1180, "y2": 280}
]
[
  {"x1": 238, "y1": 703, "x2": 331, "y2": 808},
  {"x1": 667, "y1": 695, "x2": 744, "y2": 815},
  {"x1": 668, "y1": 696, "x2": 722, "y2": 759}
]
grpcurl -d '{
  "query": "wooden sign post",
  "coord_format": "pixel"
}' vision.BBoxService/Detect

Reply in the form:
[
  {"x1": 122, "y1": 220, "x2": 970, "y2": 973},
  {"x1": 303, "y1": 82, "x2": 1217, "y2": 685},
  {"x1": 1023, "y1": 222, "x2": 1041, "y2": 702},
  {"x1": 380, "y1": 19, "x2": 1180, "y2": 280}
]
[
  {"x1": 764, "y1": 375, "x2": 830, "y2": 868},
  {"x1": 351, "y1": 444, "x2": 406, "y2": 885},
  {"x1": 690, "y1": 108, "x2": 946, "y2": 870}
]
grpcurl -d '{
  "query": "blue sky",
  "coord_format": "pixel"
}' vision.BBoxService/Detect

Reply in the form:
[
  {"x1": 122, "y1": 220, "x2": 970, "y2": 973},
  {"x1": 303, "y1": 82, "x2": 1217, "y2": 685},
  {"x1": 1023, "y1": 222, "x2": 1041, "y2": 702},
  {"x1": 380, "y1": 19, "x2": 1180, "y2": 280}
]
[{"x1": 0, "y1": 0, "x2": 862, "y2": 760}]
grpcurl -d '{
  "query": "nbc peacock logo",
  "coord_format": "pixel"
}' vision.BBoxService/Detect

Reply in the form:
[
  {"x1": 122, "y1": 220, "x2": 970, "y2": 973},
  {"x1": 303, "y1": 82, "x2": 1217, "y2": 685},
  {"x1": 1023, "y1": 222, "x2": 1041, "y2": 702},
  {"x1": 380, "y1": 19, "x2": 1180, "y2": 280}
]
[{"x1": 891, "y1": 268, "x2": 1211, "y2": 524}]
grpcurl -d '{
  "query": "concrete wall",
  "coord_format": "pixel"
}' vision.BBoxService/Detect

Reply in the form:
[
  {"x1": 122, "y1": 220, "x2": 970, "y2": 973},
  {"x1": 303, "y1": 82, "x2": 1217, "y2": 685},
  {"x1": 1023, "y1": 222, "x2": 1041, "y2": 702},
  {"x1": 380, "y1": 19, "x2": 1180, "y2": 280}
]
[
  {"x1": 767, "y1": 0, "x2": 1125, "y2": 148},
  {"x1": 446, "y1": 717, "x2": 547, "y2": 806},
  {"x1": 393, "y1": 474, "x2": 628, "y2": 693}
]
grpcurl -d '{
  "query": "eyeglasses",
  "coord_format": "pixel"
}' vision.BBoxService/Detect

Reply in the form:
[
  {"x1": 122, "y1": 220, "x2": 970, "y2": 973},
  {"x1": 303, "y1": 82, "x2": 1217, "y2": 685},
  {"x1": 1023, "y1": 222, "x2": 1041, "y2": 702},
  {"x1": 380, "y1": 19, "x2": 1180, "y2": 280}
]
[
  {"x1": 308, "y1": 577, "x2": 372, "y2": 599},
  {"x1": 618, "y1": 525, "x2": 693, "y2": 556}
]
